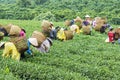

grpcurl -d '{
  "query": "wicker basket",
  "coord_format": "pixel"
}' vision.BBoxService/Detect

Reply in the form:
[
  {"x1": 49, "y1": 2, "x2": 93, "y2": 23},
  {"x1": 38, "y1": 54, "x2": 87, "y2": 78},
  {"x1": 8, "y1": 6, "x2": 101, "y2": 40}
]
[
  {"x1": 94, "y1": 17, "x2": 104, "y2": 31},
  {"x1": 64, "y1": 30, "x2": 74, "y2": 40},
  {"x1": 114, "y1": 28, "x2": 120, "y2": 40},
  {"x1": 82, "y1": 26, "x2": 91, "y2": 35},
  {"x1": 41, "y1": 20, "x2": 51, "y2": 33},
  {"x1": 9, "y1": 25, "x2": 21, "y2": 36},
  {"x1": 31, "y1": 31, "x2": 46, "y2": 46},
  {"x1": 9, "y1": 37, "x2": 28, "y2": 53},
  {"x1": 0, "y1": 32, "x2": 4, "y2": 41},
  {"x1": 3, "y1": 24, "x2": 13, "y2": 34},
  {"x1": 65, "y1": 20, "x2": 70, "y2": 26}
]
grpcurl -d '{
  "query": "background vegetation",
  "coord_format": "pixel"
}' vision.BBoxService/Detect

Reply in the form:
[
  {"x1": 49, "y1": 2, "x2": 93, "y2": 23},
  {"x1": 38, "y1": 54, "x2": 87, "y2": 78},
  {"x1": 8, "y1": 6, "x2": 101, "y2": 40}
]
[{"x1": 0, "y1": 0, "x2": 120, "y2": 24}]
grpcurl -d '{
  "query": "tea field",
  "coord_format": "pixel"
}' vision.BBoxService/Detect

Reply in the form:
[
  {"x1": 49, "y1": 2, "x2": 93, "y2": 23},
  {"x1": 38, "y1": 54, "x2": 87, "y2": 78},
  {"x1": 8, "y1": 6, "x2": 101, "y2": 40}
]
[{"x1": 0, "y1": 19, "x2": 120, "y2": 80}]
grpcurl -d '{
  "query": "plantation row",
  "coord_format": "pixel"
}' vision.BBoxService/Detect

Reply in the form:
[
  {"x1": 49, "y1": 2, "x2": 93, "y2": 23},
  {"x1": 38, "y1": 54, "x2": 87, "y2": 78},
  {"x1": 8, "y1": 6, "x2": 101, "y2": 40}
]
[{"x1": 0, "y1": 19, "x2": 120, "y2": 80}]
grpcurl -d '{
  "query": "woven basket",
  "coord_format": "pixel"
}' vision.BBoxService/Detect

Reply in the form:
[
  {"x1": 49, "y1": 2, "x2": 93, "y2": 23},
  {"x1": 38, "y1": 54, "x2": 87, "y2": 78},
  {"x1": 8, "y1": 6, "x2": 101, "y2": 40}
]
[
  {"x1": 31, "y1": 31, "x2": 46, "y2": 46},
  {"x1": 101, "y1": 17, "x2": 107, "y2": 24},
  {"x1": 82, "y1": 26, "x2": 91, "y2": 35},
  {"x1": 65, "y1": 20, "x2": 70, "y2": 26},
  {"x1": 0, "y1": 32, "x2": 4, "y2": 41},
  {"x1": 94, "y1": 20, "x2": 104, "y2": 31},
  {"x1": 75, "y1": 16, "x2": 83, "y2": 22},
  {"x1": 9, "y1": 25, "x2": 21, "y2": 36},
  {"x1": 64, "y1": 30, "x2": 74, "y2": 40},
  {"x1": 41, "y1": 20, "x2": 51, "y2": 33},
  {"x1": 3, "y1": 24, "x2": 12, "y2": 34},
  {"x1": 94, "y1": 17, "x2": 105, "y2": 31},
  {"x1": 9, "y1": 37, "x2": 28, "y2": 53},
  {"x1": 114, "y1": 28, "x2": 120, "y2": 40}
]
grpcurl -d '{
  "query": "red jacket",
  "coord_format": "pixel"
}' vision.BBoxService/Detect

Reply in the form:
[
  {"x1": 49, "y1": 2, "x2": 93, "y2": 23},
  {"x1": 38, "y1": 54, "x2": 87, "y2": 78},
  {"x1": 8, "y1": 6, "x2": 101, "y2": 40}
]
[{"x1": 108, "y1": 31, "x2": 114, "y2": 42}]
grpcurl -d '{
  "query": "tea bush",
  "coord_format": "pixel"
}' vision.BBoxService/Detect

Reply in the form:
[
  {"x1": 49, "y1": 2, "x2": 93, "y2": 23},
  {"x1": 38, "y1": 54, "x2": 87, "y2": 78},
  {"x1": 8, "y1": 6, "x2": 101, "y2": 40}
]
[{"x1": 0, "y1": 19, "x2": 120, "y2": 80}]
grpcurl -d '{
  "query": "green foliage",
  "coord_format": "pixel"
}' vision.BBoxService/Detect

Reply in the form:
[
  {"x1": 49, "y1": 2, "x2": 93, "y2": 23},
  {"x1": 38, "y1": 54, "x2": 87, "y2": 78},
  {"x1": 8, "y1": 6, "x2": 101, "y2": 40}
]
[
  {"x1": 0, "y1": 58, "x2": 87, "y2": 80},
  {"x1": 34, "y1": 0, "x2": 48, "y2": 5},
  {"x1": 34, "y1": 11, "x2": 56, "y2": 21},
  {"x1": 0, "y1": 68, "x2": 20, "y2": 80},
  {"x1": 0, "y1": 0, "x2": 16, "y2": 4},
  {"x1": 0, "y1": 0, "x2": 120, "y2": 22},
  {"x1": 16, "y1": 0, "x2": 31, "y2": 8},
  {"x1": 111, "y1": 18, "x2": 120, "y2": 25},
  {"x1": 0, "y1": 19, "x2": 120, "y2": 80}
]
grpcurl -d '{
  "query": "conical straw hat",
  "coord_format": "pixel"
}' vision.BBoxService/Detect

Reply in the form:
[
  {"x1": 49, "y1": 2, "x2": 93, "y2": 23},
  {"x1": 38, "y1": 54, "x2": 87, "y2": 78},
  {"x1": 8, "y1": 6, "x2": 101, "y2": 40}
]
[{"x1": 28, "y1": 38, "x2": 38, "y2": 47}]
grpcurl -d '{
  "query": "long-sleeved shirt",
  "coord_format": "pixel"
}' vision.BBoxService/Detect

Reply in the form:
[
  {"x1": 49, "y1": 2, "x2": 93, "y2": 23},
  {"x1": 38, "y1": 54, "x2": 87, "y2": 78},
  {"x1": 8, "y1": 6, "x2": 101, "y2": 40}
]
[
  {"x1": 36, "y1": 39, "x2": 51, "y2": 53},
  {"x1": 2, "y1": 42, "x2": 20, "y2": 61}
]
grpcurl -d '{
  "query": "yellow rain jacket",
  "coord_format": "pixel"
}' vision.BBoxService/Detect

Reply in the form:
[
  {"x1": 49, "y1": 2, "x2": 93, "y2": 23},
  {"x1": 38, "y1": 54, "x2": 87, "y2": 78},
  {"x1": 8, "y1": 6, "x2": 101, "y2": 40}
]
[
  {"x1": 70, "y1": 25, "x2": 80, "y2": 34},
  {"x1": 2, "y1": 42, "x2": 20, "y2": 61},
  {"x1": 57, "y1": 28, "x2": 66, "y2": 40},
  {"x1": 76, "y1": 26, "x2": 80, "y2": 34}
]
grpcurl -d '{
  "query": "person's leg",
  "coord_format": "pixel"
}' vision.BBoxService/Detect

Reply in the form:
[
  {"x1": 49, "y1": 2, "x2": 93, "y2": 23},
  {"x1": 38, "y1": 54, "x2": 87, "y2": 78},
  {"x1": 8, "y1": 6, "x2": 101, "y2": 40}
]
[
  {"x1": 11, "y1": 50, "x2": 20, "y2": 61},
  {"x1": 21, "y1": 52, "x2": 25, "y2": 58}
]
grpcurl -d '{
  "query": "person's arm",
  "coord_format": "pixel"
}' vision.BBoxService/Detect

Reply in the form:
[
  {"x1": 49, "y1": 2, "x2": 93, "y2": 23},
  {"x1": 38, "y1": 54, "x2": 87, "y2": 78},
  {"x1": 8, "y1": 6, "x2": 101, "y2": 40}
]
[{"x1": 26, "y1": 40, "x2": 32, "y2": 55}]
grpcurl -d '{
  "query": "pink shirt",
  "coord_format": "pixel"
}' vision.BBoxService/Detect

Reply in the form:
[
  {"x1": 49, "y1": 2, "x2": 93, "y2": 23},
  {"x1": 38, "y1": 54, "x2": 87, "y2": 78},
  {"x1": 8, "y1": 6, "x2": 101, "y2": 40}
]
[{"x1": 19, "y1": 30, "x2": 26, "y2": 37}]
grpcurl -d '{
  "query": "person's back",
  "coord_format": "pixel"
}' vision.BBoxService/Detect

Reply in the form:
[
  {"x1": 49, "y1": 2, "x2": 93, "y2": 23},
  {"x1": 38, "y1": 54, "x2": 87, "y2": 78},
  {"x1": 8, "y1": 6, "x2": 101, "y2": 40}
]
[
  {"x1": 108, "y1": 28, "x2": 114, "y2": 43},
  {"x1": 2, "y1": 42, "x2": 20, "y2": 61},
  {"x1": 36, "y1": 38, "x2": 52, "y2": 53}
]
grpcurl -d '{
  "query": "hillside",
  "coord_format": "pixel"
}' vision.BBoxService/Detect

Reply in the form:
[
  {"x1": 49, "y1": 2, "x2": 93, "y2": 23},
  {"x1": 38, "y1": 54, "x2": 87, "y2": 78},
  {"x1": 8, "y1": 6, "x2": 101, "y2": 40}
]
[
  {"x1": 0, "y1": 19, "x2": 120, "y2": 80},
  {"x1": 0, "y1": 0, "x2": 16, "y2": 4},
  {"x1": 0, "y1": 0, "x2": 120, "y2": 24}
]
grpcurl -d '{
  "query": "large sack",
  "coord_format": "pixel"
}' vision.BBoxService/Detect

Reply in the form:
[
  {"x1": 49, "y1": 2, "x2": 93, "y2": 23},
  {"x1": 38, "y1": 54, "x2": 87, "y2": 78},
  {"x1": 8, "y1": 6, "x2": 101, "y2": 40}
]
[
  {"x1": 65, "y1": 20, "x2": 71, "y2": 26},
  {"x1": 82, "y1": 25, "x2": 91, "y2": 35},
  {"x1": 70, "y1": 25, "x2": 80, "y2": 34},
  {"x1": 114, "y1": 28, "x2": 120, "y2": 40},
  {"x1": 75, "y1": 16, "x2": 83, "y2": 22},
  {"x1": 9, "y1": 37, "x2": 28, "y2": 53},
  {"x1": 94, "y1": 17, "x2": 104, "y2": 31},
  {"x1": 41, "y1": 20, "x2": 51, "y2": 32},
  {"x1": 75, "y1": 16, "x2": 83, "y2": 29},
  {"x1": 0, "y1": 32, "x2": 4, "y2": 41},
  {"x1": 101, "y1": 17, "x2": 107, "y2": 24},
  {"x1": 64, "y1": 30, "x2": 74, "y2": 40},
  {"x1": 94, "y1": 21, "x2": 103, "y2": 31},
  {"x1": 3, "y1": 24, "x2": 12, "y2": 34},
  {"x1": 31, "y1": 31, "x2": 46, "y2": 46},
  {"x1": 41, "y1": 20, "x2": 51, "y2": 37},
  {"x1": 9, "y1": 25, "x2": 21, "y2": 36}
]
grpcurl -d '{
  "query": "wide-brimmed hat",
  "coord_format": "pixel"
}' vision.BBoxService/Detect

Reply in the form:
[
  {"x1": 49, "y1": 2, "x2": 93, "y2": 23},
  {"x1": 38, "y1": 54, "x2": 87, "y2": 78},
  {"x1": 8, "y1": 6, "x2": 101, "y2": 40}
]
[
  {"x1": 28, "y1": 38, "x2": 38, "y2": 47},
  {"x1": 85, "y1": 15, "x2": 90, "y2": 18},
  {"x1": 0, "y1": 42, "x2": 5, "y2": 47}
]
